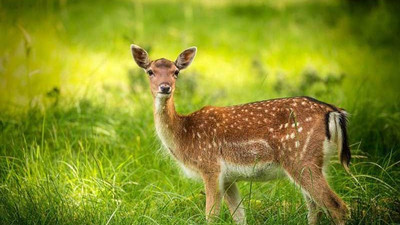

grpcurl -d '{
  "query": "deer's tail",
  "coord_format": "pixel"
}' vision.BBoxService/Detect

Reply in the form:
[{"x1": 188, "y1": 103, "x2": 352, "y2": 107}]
[{"x1": 326, "y1": 111, "x2": 351, "y2": 173}]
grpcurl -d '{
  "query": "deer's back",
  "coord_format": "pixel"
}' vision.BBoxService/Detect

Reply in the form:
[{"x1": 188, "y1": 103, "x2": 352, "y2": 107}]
[{"x1": 179, "y1": 96, "x2": 341, "y2": 171}]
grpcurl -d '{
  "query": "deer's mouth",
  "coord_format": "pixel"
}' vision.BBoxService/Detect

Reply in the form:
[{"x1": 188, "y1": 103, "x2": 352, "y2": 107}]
[{"x1": 156, "y1": 92, "x2": 172, "y2": 98}]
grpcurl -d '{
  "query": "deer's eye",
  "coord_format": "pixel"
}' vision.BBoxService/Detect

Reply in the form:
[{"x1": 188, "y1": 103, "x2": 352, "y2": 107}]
[
  {"x1": 174, "y1": 70, "x2": 179, "y2": 78},
  {"x1": 147, "y1": 70, "x2": 154, "y2": 76}
]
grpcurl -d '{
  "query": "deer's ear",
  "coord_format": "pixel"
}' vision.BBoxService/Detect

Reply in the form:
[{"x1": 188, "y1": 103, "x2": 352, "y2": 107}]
[
  {"x1": 175, "y1": 47, "x2": 197, "y2": 70},
  {"x1": 130, "y1": 44, "x2": 151, "y2": 69}
]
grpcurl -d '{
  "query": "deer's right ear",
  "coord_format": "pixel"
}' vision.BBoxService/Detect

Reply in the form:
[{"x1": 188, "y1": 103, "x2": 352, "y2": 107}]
[
  {"x1": 175, "y1": 47, "x2": 197, "y2": 70},
  {"x1": 130, "y1": 44, "x2": 150, "y2": 69}
]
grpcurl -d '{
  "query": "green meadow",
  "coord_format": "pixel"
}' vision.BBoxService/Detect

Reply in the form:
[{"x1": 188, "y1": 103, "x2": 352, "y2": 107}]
[{"x1": 0, "y1": 0, "x2": 399, "y2": 224}]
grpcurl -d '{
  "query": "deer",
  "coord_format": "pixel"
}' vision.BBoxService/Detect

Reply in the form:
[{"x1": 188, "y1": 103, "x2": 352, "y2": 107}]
[{"x1": 130, "y1": 44, "x2": 351, "y2": 225}]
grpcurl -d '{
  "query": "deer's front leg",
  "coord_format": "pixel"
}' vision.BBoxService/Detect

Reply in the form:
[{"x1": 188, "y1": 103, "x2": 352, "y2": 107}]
[
  {"x1": 224, "y1": 182, "x2": 246, "y2": 225},
  {"x1": 203, "y1": 172, "x2": 222, "y2": 222}
]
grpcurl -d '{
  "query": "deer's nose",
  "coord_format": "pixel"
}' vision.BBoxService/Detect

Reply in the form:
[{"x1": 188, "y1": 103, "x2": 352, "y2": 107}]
[{"x1": 159, "y1": 83, "x2": 172, "y2": 94}]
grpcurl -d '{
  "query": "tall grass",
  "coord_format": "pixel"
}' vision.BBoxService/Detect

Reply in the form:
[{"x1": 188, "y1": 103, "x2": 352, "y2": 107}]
[
  {"x1": 0, "y1": 99, "x2": 399, "y2": 224},
  {"x1": 1, "y1": 0, "x2": 399, "y2": 224}
]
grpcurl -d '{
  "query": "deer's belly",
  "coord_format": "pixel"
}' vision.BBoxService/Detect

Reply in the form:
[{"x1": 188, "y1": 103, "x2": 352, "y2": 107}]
[
  {"x1": 221, "y1": 160, "x2": 285, "y2": 182},
  {"x1": 179, "y1": 162, "x2": 201, "y2": 180},
  {"x1": 220, "y1": 139, "x2": 276, "y2": 164}
]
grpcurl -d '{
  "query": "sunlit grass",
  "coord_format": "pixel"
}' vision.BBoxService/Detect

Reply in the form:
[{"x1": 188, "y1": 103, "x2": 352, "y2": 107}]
[{"x1": 1, "y1": 101, "x2": 399, "y2": 224}]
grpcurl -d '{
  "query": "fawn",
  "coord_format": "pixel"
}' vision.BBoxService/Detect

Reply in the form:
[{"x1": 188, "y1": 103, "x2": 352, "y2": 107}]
[{"x1": 130, "y1": 44, "x2": 351, "y2": 225}]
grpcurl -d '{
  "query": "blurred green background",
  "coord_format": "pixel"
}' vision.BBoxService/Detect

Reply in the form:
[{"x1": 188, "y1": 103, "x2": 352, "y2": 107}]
[{"x1": 1, "y1": 0, "x2": 399, "y2": 224}]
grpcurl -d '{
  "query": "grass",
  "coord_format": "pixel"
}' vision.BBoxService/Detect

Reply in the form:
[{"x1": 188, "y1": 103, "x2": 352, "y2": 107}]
[
  {"x1": 1, "y1": 101, "x2": 399, "y2": 224},
  {"x1": 1, "y1": 0, "x2": 400, "y2": 224}
]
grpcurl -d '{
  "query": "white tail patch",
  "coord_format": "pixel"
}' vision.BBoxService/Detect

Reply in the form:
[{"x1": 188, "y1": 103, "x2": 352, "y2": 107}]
[{"x1": 323, "y1": 112, "x2": 343, "y2": 173}]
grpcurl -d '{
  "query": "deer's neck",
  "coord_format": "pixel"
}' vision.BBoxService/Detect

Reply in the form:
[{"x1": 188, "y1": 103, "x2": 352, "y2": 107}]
[{"x1": 153, "y1": 96, "x2": 182, "y2": 154}]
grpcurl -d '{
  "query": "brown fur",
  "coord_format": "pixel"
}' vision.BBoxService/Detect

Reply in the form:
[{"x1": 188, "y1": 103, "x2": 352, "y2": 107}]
[{"x1": 130, "y1": 44, "x2": 351, "y2": 225}]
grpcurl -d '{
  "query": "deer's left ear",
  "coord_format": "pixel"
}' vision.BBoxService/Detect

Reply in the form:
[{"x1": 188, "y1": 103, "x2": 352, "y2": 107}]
[
  {"x1": 131, "y1": 44, "x2": 151, "y2": 69},
  {"x1": 175, "y1": 47, "x2": 197, "y2": 70}
]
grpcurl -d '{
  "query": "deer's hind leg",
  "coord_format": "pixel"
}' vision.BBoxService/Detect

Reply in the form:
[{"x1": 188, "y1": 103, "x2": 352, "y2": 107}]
[
  {"x1": 302, "y1": 190, "x2": 322, "y2": 225},
  {"x1": 284, "y1": 164, "x2": 349, "y2": 225}
]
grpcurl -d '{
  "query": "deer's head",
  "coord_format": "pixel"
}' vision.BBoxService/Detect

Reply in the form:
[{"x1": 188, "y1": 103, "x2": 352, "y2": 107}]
[{"x1": 130, "y1": 44, "x2": 197, "y2": 99}]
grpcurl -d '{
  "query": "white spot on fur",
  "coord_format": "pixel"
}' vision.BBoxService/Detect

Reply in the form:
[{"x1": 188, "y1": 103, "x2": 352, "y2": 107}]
[{"x1": 300, "y1": 128, "x2": 314, "y2": 159}]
